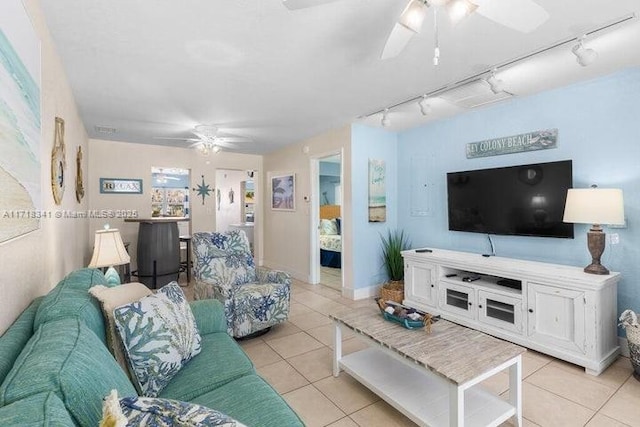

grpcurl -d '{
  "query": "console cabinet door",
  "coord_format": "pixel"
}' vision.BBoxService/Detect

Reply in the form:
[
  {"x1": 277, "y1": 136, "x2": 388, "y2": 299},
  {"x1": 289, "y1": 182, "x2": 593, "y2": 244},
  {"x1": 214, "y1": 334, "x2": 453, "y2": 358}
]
[
  {"x1": 478, "y1": 290, "x2": 523, "y2": 334},
  {"x1": 439, "y1": 281, "x2": 476, "y2": 320},
  {"x1": 405, "y1": 262, "x2": 436, "y2": 307},
  {"x1": 527, "y1": 282, "x2": 586, "y2": 354}
]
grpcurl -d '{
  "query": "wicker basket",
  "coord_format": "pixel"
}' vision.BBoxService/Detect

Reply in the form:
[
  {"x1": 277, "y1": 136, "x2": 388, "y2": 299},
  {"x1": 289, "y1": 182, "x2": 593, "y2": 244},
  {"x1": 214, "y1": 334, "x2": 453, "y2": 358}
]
[{"x1": 380, "y1": 281, "x2": 404, "y2": 304}]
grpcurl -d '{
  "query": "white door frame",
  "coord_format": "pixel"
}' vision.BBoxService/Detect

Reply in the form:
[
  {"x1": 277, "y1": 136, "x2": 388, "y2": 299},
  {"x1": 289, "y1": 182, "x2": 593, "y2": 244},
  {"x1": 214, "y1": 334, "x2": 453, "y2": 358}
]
[{"x1": 309, "y1": 149, "x2": 344, "y2": 286}]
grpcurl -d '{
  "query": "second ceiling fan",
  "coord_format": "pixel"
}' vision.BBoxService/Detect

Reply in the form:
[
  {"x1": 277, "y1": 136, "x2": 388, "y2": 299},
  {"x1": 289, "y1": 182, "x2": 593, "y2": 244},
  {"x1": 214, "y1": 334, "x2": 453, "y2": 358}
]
[{"x1": 283, "y1": 0, "x2": 549, "y2": 60}]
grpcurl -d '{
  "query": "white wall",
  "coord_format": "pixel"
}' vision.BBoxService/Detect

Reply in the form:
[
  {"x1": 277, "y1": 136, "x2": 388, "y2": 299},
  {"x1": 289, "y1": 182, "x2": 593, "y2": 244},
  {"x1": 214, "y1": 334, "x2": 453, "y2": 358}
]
[
  {"x1": 88, "y1": 139, "x2": 262, "y2": 270},
  {"x1": 262, "y1": 126, "x2": 352, "y2": 291},
  {"x1": 215, "y1": 169, "x2": 246, "y2": 232},
  {"x1": 0, "y1": 0, "x2": 90, "y2": 334}
]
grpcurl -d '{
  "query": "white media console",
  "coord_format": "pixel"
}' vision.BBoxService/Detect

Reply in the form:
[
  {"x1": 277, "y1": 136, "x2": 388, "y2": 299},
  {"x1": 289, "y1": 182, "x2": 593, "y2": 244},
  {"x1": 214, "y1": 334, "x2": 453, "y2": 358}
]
[{"x1": 402, "y1": 248, "x2": 621, "y2": 375}]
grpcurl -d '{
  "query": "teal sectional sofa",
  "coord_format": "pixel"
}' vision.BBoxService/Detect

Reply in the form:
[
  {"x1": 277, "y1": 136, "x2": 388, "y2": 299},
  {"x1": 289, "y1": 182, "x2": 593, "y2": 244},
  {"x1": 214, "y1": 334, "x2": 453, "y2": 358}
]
[{"x1": 0, "y1": 268, "x2": 304, "y2": 426}]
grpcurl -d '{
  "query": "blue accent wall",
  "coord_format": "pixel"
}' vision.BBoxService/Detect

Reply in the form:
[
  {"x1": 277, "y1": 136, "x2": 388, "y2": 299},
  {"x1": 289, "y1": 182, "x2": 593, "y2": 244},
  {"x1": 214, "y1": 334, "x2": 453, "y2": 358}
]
[
  {"x1": 392, "y1": 68, "x2": 640, "y2": 326},
  {"x1": 351, "y1": 124, "x2": 398, "y2": 289}
]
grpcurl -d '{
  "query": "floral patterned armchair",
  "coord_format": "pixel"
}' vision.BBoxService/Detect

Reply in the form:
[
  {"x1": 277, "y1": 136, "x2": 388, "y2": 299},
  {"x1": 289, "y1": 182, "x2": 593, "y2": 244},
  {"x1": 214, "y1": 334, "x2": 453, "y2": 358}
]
[{"x1": 192, "y1": 230, "x2": 291, "y2": 338}]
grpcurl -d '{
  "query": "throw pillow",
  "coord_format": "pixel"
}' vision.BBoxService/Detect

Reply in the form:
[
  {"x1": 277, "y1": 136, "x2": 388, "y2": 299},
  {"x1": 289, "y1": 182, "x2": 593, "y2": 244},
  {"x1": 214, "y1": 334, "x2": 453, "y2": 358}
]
[
  {"x1": 113, "y1": 282, "x2": 202, "y2": 397},
  {"x1": 89, "y1": 283, "x2": 153, "y2": 373},
  {"x1": 320, "y1": 218, "x2": 338, "y2": 235},
  {"x1": 101, "y1": 389, "x2": 246, "y2": 427}
]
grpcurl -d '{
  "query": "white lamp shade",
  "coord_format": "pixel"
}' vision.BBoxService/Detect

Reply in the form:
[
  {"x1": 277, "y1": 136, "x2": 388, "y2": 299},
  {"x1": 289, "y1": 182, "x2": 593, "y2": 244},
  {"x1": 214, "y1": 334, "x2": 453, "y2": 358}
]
[
  {"x1": 563, "y1": 188, "x2": 625, "y2": 225},
  {"x1": 398, "y1": 0, "x2": 429, "y2": 33},
  {"x1": 88, "y1": 228, "x2": 130, "y2": 268}
]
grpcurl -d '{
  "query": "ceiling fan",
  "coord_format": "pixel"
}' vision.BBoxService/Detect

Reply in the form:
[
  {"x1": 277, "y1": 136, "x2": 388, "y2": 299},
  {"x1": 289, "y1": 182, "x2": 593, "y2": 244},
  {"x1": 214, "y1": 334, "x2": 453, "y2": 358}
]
[
  {"x1": 154, "y1": 125, "x2": 252, "y2": 154},
  {"x1": 283, "y1": 0, "x2": 549, "y2": 60}
]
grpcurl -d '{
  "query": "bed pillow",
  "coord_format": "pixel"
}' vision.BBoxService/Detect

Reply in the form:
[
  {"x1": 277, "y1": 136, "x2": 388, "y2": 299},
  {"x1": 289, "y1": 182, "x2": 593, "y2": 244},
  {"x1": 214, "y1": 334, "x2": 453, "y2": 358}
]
[
  {"x1": 113, "y1": 282, "x2": 202, "y2": 397},
  {"x1": 89, "y1": 282, "x2": 153, "y2": 373},
  {"x1": 101, "y1": 390, "x2": 246, "y2": 427},
  {"x1": 320, "y1": 218, "x2": 338, "y2": 235}
]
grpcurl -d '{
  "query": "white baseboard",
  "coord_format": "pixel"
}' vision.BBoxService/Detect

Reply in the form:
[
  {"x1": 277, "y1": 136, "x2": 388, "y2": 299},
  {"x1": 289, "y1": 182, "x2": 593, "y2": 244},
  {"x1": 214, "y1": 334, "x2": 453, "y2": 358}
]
[
  {"x1": 343, "y1": 284, "x2": 381, "y2": 300},
  {"x1": 619, "y1": 337, "x2": 630, "y2": 357}
]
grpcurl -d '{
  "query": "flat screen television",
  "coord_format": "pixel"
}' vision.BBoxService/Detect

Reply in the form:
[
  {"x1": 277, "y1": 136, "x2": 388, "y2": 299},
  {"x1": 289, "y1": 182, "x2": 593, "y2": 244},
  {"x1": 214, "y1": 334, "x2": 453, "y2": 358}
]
[{"x1": 447, "y1": 160, "x2": 574, "y2": 238}]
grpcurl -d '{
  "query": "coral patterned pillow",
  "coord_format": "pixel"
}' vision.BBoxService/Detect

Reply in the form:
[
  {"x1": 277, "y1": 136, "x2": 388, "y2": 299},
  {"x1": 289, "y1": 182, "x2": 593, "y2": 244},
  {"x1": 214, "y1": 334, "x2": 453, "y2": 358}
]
[{"x1": 113, "y1": 282, "x2": 201, "y2": 397}]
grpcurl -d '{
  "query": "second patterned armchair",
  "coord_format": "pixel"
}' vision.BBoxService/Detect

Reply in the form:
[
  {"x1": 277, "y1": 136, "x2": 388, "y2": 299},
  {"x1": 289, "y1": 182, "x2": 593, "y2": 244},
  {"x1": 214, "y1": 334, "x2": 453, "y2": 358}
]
[{"x1": 192, "y1": 230, "x2": 291, "y2": 338}]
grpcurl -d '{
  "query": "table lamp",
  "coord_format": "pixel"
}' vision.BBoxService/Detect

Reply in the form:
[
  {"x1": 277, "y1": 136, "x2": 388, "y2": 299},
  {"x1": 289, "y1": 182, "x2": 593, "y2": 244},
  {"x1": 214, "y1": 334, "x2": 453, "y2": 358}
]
[
  {"x1": 563, "y1": 186, "x2": 625, "y2": 275},
  {"x1": 88, "y1": 225, "x2": 130, "y2": 285}
]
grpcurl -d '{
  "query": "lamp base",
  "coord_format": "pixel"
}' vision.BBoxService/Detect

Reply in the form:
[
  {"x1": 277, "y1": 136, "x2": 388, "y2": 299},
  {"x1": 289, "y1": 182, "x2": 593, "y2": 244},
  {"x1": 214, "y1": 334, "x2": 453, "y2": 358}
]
[
  {"x1": 104, "y1": 266, "x2": 122, "y2": 285},
  {"x1": 584, "y1": 227, "x2": 609, "y2": 275}
]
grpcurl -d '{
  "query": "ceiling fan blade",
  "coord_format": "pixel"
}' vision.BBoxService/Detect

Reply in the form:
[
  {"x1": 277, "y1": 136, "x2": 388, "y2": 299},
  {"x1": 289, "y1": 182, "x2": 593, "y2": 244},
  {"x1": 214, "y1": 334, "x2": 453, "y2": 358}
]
[
  {"x1": 282, "y1": 0, "x2": 340, "y2": 10},
  {"x1": 153, "y1": 136, "x2": 200, "y2": 142},
  {"x1": 472, "y1": 0, "x2": 549, "y2": 33},
  {"x1": 381, "y1": 22, "x2": 417, "y2": 60}
]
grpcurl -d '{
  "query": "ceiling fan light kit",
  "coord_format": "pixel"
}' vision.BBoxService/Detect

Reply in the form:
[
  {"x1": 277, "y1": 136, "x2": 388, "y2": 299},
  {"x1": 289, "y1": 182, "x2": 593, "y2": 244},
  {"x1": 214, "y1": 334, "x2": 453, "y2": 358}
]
[
  {"x1": 446, "y1": 0, "x2": 478, "y2": 25},
  {"x1": 399, "y1": 0, "x2": 429, "y2": 33}
]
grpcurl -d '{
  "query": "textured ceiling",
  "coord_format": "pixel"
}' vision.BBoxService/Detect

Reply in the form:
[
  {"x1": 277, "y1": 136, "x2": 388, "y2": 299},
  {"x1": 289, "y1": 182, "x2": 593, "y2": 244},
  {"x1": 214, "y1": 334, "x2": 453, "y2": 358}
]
[{"x1": 39, "y1": 0, "x2": 640, "y2": 154}]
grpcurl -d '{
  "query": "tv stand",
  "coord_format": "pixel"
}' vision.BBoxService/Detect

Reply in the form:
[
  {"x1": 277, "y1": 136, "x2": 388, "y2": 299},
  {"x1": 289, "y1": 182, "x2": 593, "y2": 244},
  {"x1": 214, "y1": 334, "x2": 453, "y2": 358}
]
[{"x1": 401, "y1": 248, "x2": 621, "y2": 375}]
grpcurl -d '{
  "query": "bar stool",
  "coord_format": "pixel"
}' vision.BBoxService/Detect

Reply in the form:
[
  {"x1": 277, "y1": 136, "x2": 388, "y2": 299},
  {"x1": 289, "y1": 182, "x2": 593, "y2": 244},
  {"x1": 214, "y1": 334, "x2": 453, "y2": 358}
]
[{"x1": 179, "y1": 235, "x2": 192, "y2": 285}]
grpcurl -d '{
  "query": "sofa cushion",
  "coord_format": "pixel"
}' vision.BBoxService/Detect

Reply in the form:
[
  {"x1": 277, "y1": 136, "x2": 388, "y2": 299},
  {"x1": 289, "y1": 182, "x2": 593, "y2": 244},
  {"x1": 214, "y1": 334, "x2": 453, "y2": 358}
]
[
  {"x1": 105, "y1": 392, "x2": 246, "y2": 427},
  {"x1": 34, "y1": 268, "x2": 110, "y2": 343},
  {"x1": 0, "y1": 296, "x2": 43, "y2": 384},
  {"x1": 0, "y1": 391, "x2": 75, "y2": 426},
  {"x1": 89, "y1": 282, "x2": 152, "y2": 373},
  {"x1": 189, "y1": 299, "x2": 227, "y2": 335},
  {"x1": 191, "y1": 374, "x2": 304, "y2": 427},
  {"x1": 0, "y1": 318, "x2": 137, "y2": 427},
  {"x1": 114, "y1": 282, "x2": 202, "y2": 397},
  {"x1": 158, "y1": 332, "x2": 254, "y2": 402}
]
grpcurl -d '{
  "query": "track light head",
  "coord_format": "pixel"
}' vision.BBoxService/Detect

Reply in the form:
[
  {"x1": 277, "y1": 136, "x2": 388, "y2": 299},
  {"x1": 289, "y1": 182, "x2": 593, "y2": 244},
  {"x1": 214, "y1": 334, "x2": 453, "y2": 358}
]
[
  {"x1": 418, "y1": 96, "x2": 431, "y2": 116},
  {"x1": 572, "y1": 37, "x2": 598, "y2": 67},
  {"x1": 486, "y1": 69, "x2": 504, "y2": 94},
  {"x1": 381, "y1": 109, "x2": 391, "y2": 127}
]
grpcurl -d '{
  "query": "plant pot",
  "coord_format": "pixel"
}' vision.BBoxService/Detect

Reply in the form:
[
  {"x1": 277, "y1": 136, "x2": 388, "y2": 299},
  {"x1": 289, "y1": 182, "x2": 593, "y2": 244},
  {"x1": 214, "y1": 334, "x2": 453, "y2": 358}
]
[
  {"x1": 380, "y1": 280, "x2": 404, "y2": 304},
  {"x1": 626, "y1": 326, "x2": 640, "y2": 381}
]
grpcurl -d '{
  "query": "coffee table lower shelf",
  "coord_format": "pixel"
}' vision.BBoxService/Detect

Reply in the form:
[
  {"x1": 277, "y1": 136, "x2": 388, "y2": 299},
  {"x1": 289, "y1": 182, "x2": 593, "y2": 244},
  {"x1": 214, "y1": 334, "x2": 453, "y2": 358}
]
[{"x1": 339, "y1": 348, "x2": 515, "y2": 427}]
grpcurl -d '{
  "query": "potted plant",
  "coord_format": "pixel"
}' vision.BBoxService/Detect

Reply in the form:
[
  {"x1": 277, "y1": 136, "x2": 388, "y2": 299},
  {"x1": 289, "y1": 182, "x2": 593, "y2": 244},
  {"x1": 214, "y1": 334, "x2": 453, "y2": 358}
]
[
  {"x1": 619, "y1": 309, "x2": 640, "y2": 380},
  {"x1": 380, "y1": 229, "x2": 411, "y2": 303}
]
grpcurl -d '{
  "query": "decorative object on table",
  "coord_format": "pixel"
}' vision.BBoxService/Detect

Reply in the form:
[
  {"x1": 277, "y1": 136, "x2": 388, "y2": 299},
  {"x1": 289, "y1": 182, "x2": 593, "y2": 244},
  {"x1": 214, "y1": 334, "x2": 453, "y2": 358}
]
[
  {"x1": 88, "y1": 225, "x2": 131, "y2": 285},
  {"x1": 376, "y1": 298, "x2": 437, "y2": 332},
  {"x1": 75, "y1": 146, "x2": 85, "y2": 202},
  {"x1": 0, "y1": 0, "x2": 42, "y2": 244},
  {"x1": 51, "y1": 117, "x2": 66, "y2": 205},
  {"x1": 466, "y1": 128, "x2": 558, "y2": 159},
  {"x1": 563, "y1": 185, "x2": 625, "y2": 275},
  {"x1": 368, "y1": 159, "x2": 386, "y2": 222},
  {"x1": 271, "y1": 173, "x2": 295, "y2": 211},
  {"x1": 619, "y1": 309, "x2": 640, "y2": 381},
  {"x1": 100, "y1": 178, "x2": 143, "y2": 194},
  {"x1": 192, "y1": 175, "x2": 212, "y2": 205},
  {"x1": 379, "y1": 229, "x2": 411, "y2": 303}
]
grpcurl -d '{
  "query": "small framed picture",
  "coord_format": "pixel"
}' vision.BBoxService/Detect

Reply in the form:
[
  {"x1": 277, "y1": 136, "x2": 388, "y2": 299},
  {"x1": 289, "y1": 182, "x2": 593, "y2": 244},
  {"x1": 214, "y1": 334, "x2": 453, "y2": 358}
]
[
  {"x1": 271, "y1": 173, "x2": 295, "y2": 211},
  {"x1": 100, "y1": 178, "x2": 143, "y2": 194}
]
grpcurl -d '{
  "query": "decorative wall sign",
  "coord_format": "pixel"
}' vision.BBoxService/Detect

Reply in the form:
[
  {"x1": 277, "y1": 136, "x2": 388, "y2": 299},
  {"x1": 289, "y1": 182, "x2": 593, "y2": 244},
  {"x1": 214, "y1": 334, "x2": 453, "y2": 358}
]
[
  {"x1": 368, "y1": 159, "x2": 386, "y2": 222},
  {"x1": 271, "y1": 173, "x2": 295, "y2": 211},
  {"x1": 192, "y1": 175, "x2": 211, "y2": 205},
  {"x1": 51, "y1": 117, "x2": 66, "y2": 205},
  {"x1": 0, "y1": 0, "x2": 42, "y2": 243},
  {"x1": 75, "y1": 146, "x2": 85, "y2": 202},
  {"x1": 100, "y1": 178, "x2": 143, "y2": 194},
  {"x1": 466, "y1": 129, "x2": 558, "y2": 159}
]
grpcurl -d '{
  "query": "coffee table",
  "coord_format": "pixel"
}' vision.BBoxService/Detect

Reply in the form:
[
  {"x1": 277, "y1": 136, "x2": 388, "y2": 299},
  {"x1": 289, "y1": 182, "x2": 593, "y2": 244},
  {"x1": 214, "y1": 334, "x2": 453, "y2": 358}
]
[{"x1": 330, "y1": 306, "x2": 526, "y2": 427}]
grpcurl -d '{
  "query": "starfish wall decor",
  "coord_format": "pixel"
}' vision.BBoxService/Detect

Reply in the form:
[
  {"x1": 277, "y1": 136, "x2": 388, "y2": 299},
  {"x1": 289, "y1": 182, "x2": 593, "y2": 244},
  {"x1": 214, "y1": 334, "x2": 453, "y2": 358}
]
[{"x1": 193, "y1": 175, "x2": 212, "y2": 205}]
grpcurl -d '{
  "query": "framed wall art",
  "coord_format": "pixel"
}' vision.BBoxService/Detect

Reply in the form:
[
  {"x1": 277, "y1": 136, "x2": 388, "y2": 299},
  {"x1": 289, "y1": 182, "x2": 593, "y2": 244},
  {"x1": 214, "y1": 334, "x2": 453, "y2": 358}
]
[
  {"x1": 100, "y1": 178, "x2": 143, "y2": 194},
  {"x1": 271, "y1": 173, "x2": 295, "y2": 211},
  {"x1": 368, "y1": 159, "x2": 386, "y2": 222}
]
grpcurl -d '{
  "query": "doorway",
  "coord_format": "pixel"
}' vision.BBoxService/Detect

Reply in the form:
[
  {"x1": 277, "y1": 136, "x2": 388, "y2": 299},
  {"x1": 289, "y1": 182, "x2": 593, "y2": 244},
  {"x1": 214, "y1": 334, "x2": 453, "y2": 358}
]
[
  {"x1": 312, "y1": 153, "x2": 343, "y2": 291},
  {"x1": 215, "y1": 169, "x2": 255, "y2": 252}
]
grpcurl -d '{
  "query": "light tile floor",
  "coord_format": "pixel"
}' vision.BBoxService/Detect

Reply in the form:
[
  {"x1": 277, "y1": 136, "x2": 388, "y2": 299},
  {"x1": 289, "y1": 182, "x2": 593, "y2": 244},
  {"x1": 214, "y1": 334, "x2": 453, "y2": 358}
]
[{"x1": 187, "y1": 276, "x2": 640, "y2": 426}]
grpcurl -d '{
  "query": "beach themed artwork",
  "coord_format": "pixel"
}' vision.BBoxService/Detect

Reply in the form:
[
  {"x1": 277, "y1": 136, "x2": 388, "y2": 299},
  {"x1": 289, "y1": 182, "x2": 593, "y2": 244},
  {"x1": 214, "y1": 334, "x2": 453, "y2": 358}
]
[
  {"x1": 271, "y1": 173, "x2": 295, "y2": 211},
  {"x1": 0, "y1": 0, "x2": 41, "y2": 243},
  {"x1": 368, "y1": 159, "x2": 386, "y2": 222}
]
